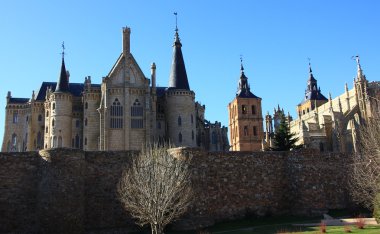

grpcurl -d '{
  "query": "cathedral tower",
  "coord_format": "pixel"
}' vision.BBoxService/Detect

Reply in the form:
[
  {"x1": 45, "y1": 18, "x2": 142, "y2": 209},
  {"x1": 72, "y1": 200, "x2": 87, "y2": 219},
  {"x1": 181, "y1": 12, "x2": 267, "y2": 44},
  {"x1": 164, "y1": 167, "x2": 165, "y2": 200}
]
[
  {"x1": 165, "y1": 24, "x2": 196, "y2": 147},
  {"x1": 297, "y1": 62, "x2": 328, "y2": 117},
  {"x1": 228, "y1": 61, "x2": 263, "y2": 151}
]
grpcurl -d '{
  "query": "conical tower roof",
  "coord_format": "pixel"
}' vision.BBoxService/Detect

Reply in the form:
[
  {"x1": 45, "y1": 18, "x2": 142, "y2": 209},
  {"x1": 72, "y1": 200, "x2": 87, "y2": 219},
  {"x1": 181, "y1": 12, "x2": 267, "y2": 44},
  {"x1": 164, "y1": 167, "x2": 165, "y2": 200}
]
[
  {"x1": 55, "y1": 44, "x2": 69, "y2": 92},
  {"x1": 168, "y1": 28, "x2": 190, "y2": 90}
]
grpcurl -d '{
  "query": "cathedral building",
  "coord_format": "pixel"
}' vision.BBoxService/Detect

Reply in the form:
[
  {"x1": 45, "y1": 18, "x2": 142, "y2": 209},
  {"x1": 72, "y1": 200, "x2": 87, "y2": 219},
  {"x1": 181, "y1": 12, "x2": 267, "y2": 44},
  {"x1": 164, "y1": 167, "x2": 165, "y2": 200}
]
[
  {"x1": 228, "y1": 62, "x2": 264, "y2": 151},
  {"x1": 2, "y1": 26, "x2": 229, "y2": 152},
  {"x1": 289, "y1": 57, "x2": 380, "y2": 152}
]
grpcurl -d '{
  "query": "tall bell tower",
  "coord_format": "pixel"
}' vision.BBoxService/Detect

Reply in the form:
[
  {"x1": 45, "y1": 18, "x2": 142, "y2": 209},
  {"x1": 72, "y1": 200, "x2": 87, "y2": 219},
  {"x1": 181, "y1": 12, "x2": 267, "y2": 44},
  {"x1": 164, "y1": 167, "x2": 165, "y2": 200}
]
[{"x1": 228, "y1": 60, "x2": 263, "y2": 151}]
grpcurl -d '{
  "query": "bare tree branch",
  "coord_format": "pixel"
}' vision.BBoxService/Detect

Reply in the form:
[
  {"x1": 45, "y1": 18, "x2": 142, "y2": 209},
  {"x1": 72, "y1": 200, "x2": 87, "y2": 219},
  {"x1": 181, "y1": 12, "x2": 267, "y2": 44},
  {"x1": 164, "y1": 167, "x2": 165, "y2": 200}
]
[
  {"x1": 350, "y1": 116, "x2": 380, "y2": 209},
  {"x1": 118, "y1": 143, "x2": 193, "y2": 234}
]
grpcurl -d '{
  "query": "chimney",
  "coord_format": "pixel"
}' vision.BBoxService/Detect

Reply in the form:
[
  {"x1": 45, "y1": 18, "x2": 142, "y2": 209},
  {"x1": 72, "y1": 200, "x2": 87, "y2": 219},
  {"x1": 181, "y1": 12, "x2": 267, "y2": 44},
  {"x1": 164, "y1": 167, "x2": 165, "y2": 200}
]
[
  {"x1": 151, "y1": 62, "x2": 156, "y2": 92},
  {"x1": 122, "y1": 27, "x2": 131, "y2": 56}
]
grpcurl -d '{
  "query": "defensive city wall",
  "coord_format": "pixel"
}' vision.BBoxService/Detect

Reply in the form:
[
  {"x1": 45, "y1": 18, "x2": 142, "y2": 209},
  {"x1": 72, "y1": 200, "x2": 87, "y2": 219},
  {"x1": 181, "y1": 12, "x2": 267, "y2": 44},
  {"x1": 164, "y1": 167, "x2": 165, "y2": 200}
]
[{"x1": 0, "y1": 148, "x2": 351, "y2": 233}]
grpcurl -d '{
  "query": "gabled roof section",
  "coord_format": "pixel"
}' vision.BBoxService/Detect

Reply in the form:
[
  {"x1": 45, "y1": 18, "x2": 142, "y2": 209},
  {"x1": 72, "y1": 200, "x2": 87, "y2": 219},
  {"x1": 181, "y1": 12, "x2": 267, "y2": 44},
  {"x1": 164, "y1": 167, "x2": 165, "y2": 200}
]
[
  {"x1": 168, "y1": 29, "x2": 190, "y2": 90},
  {"x1": 107, "y1": 53, "x2": 147, "y2": 83}
]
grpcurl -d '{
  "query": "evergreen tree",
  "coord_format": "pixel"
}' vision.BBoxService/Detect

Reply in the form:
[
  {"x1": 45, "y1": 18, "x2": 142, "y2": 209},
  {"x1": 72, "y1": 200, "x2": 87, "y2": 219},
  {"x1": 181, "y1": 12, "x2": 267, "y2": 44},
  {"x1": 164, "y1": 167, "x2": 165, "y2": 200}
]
[{"x1": 272, "y1": 115, "x2": 298, "y2": 151}]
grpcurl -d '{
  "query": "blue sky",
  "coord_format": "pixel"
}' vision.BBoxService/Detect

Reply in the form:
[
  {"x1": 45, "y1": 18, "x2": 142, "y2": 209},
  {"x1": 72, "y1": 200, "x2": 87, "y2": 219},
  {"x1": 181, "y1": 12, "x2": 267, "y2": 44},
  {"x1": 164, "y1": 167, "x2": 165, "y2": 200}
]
[{"x1": 1, "y1": 1, "x2": 379, "y2": 144}]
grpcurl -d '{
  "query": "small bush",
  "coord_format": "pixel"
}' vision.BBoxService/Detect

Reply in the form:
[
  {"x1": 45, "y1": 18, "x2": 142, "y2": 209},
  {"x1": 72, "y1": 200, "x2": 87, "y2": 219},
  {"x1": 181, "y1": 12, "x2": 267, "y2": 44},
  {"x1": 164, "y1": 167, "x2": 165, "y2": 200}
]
[
  {"x1": 344, "y1": 225, "x2": 352, "y2": 233},
  {"x1": 319, "y1": 221, "x2": 326, "y2": 233},
  {"x1": 355, "y1": 216, "x2": 365, "y2": 229}
]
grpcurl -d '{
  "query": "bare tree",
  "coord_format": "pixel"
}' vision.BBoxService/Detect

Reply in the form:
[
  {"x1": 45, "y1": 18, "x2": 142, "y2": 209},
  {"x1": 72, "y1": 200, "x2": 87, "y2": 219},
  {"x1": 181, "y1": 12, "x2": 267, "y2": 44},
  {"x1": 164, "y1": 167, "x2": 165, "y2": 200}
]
[
  {"x1": 350, "y1": 117, "x2": 380, "y2": 209},
  {"x1": 118, "y1": 143, "x2": 193, "y2": 234}
]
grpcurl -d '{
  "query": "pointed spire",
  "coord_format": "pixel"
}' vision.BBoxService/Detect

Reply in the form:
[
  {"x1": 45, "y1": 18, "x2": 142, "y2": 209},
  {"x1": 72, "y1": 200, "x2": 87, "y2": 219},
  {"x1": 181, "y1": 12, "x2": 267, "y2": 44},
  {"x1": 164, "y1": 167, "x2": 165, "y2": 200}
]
[
  {"x1": 236, "y1": 57, "x2": 258, "y2": 98},
  {"x1": 308, "y1": 59, "x2": 316, "y2": 81},
  {"x1": 55, "y1": 42, "x2": 70, "y2": 92},
  {"x1": 169, "y1": 12, "x2": 190, "y2": 90}
]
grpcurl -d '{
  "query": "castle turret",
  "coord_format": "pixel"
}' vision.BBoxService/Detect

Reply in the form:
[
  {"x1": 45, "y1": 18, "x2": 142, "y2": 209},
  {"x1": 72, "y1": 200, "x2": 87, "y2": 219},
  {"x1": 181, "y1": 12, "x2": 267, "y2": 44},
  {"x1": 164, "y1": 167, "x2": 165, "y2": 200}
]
[
  {"x1": 46, "y1": 48, "x2": 73, "y2": 149},
  {"x1": 165, "y1": 21, "x2": 196, "y2": 147}
]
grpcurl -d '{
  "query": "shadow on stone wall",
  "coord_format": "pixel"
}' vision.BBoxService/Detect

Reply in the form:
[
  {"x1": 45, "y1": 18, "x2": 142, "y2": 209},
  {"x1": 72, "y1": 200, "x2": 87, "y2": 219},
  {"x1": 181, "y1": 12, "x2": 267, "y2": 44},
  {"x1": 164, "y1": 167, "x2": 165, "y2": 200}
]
[{"x1": 0, "y1": 148, "x2": 352, "y2": 233}]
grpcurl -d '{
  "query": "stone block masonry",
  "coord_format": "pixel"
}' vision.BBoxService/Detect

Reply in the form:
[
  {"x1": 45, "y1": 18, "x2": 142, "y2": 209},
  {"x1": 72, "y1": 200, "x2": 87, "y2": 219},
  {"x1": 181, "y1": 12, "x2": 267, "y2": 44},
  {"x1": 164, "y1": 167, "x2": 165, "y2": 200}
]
[{"x1": 0, "y1": 148, "x2": 351, "y2": 233}]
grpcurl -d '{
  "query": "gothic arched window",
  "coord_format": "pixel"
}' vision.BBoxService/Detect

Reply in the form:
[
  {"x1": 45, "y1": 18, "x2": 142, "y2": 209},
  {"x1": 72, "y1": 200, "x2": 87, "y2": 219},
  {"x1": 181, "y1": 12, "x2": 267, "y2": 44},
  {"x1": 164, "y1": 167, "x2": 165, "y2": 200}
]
[
  {"x1": 110, "y1": 98, "x2": 123, "y2": 129},
  {"x1": 58, "y1": 136, "x2": 62, "y2": 147},
  {"x1": 212, "y1": 131, "x2": 217, "y2": 144},
  {"x1": 178, "y1": 116, "x2": 182, "y2": 126},
  {"x1": 11, "y1": 133, "x2": 17, "y2": 151},
  {"x1": 131, "y1": 99, "x2": 143, "y2": 129}
]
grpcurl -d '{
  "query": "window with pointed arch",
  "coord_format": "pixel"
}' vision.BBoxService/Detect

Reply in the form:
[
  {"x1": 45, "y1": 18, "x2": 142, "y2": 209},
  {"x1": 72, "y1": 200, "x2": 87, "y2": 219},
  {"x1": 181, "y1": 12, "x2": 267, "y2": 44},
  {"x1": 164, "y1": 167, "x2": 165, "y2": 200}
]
[
  {"x1": 212, "y1": 131, "x2": 217, "y2": 144},
  {"x1": 13, "y1": 112, "x2": 18, "y2": 123},
  {"x1": 131, "y1": 99, "x2": 143, "y2": 128},
  {"x1": 58, "y1": 136, "x2": 63, "y2": 147},
  {"x1": 37, "y1": 131, "x2": 43, "y2": 149},
  {"x1": 178, "y1": 116, "x2": 182, "y2": 126},
  {"x1": 179, "y1": 132, "x2": 182, "y2": 143},
  {"x1": 242, "y1": 105, "x2": 247, "y2": 114},
  {"x1": 110, "y1": 98, "x2": 123, "y2": 129},
  {"x1": 11, "y1": 133, "x2": 17, "y2": 151}
]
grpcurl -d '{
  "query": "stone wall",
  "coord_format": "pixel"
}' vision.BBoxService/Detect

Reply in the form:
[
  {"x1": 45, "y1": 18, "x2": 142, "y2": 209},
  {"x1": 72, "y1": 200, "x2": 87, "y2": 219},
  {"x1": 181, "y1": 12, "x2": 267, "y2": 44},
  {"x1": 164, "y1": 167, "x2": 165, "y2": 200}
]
[{"x1": 0, "y1": 148, "x2": 351, "y2": 233}]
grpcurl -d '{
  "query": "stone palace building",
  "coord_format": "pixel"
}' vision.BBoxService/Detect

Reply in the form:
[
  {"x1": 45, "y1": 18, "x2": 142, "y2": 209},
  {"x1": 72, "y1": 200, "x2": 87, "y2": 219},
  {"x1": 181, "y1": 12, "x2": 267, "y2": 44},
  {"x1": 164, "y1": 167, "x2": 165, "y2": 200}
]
[{"x1": 2, "y1": 26, "x2": 229, "y2": 152}]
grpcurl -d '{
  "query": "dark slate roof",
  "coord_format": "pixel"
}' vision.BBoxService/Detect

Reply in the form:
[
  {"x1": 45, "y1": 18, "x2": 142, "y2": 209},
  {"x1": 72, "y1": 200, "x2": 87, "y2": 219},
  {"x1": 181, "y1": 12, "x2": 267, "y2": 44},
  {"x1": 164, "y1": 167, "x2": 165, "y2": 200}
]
[
  {"x1": 36, "y1": 82, "x2": 100, "y2": 101},
  {"x1": 168, "y1": 31, "x2": 190, "y2": 90},
  {"x1": 236, "y1": 67, "x2": 260, "y2": 99},
  {"x1": 236, "y1": 89, "x2": 259, "y2": 98},
  {"x1": 156, "y1": 87, "x2": 167, "y2": 98},
  {"x1": 55, "y1": 58, "x2": 70, "y2": 92},
  {"x1": 9, "y1": 98, "x2": 29, "y2": 104}
]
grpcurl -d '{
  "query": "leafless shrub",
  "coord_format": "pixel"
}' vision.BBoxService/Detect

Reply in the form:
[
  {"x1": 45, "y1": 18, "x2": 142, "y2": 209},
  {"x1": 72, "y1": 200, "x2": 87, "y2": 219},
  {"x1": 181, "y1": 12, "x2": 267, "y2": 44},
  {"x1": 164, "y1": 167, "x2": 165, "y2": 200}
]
[{"x1": 118, "y1": 143, "x2": 193, "y2": 234}]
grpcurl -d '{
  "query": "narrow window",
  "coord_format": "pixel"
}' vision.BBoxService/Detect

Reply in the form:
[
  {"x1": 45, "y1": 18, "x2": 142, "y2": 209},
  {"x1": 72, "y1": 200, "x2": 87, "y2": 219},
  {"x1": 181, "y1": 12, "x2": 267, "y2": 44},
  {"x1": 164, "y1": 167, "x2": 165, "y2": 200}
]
[
  {"x1": 252, "y1": 105, "x2": 256, "y2": 115},
  {"x1": 253, "y1": 126, "x2": 257, "y2": 136},
  {"x1": 179, "y1": 132, "x2": 182, "y2": 143},
  {"x1": 37, "y1": 132, "x2": 42, "y2": 148},
  {"x1": 212, "y1": 131, "x2": 217, "y2": 144},
  {"x1": 13, "y1": 112, "x2": 18, "y2": 123},
  {"x1": 191, "y1": 114, "x2": 193, "y2": 124},
  {"x1": 52, "y1": 119, "x2": 55, "y2": 127},
  {"x1": 131, "y1": 99, "x2": 143, "y2": 129},
  {"x1": 157, "y1": 121, "x2": 161, "y2": 129},
  {"x1": 76, "y1": 120, "x2": 80, "y2": 128},
  {"x1": 242, "y1": 105, "x2": 247, "y2": 114},
  {"x1": 38, "y1": 114, "x2": 42, "y2": 122},
  {"x1": 11, "y1": 133, "x2": 17, "y2": 151},
  {"x1": 85, "y1": 102, "x2": 88, "y2": 109},
  {"x1": 319, "y1": 142, "x2": 324, "y2": 152},
  {"x1": 85, "y1": 118, "x2": 88, "y2": 126},
  {"x1": 75, "y1": 134, "x2": 80, "y2": 148},
  {"x1": 192, "y1": 130, "x2": 194, "y2": 140},
  {"x1": 52, "y1": 103, "x2": 55, "y2": 110},
  {"x1": 85, "y1": 138, "x2": 87, "y2": 145},
  {"x1": 46, "y1": 111, "x2": 49, "y2": 117},
  {"x1": 45, "y1": 127, "x2": 48, "y2": 133},
  {"x1": 178, "y1": 116, "x2": 182, "y2": 126},
  {"x1": 58, "y1": 136, "x2": 62, "y2": 147},
  {"x1": 26, "y1": 116, "x2": 29, "y2": 123},
  {"x1": 244, "y1": 126, "x2": 248, "y2": 136}
]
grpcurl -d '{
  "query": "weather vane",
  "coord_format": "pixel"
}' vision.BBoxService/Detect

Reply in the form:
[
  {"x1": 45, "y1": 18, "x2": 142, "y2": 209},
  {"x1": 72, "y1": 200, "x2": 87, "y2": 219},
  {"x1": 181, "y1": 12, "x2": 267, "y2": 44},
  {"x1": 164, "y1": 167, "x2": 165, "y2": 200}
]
[
  {"x1": 61, "y1": 41, "x2": 65, "y2": 58},
  {"x1": 351, "y1": 55, "x2": 360, "y2": 66},
  {"x1": 174, "y1": 12, "x2": 178, "y2": 31}
]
